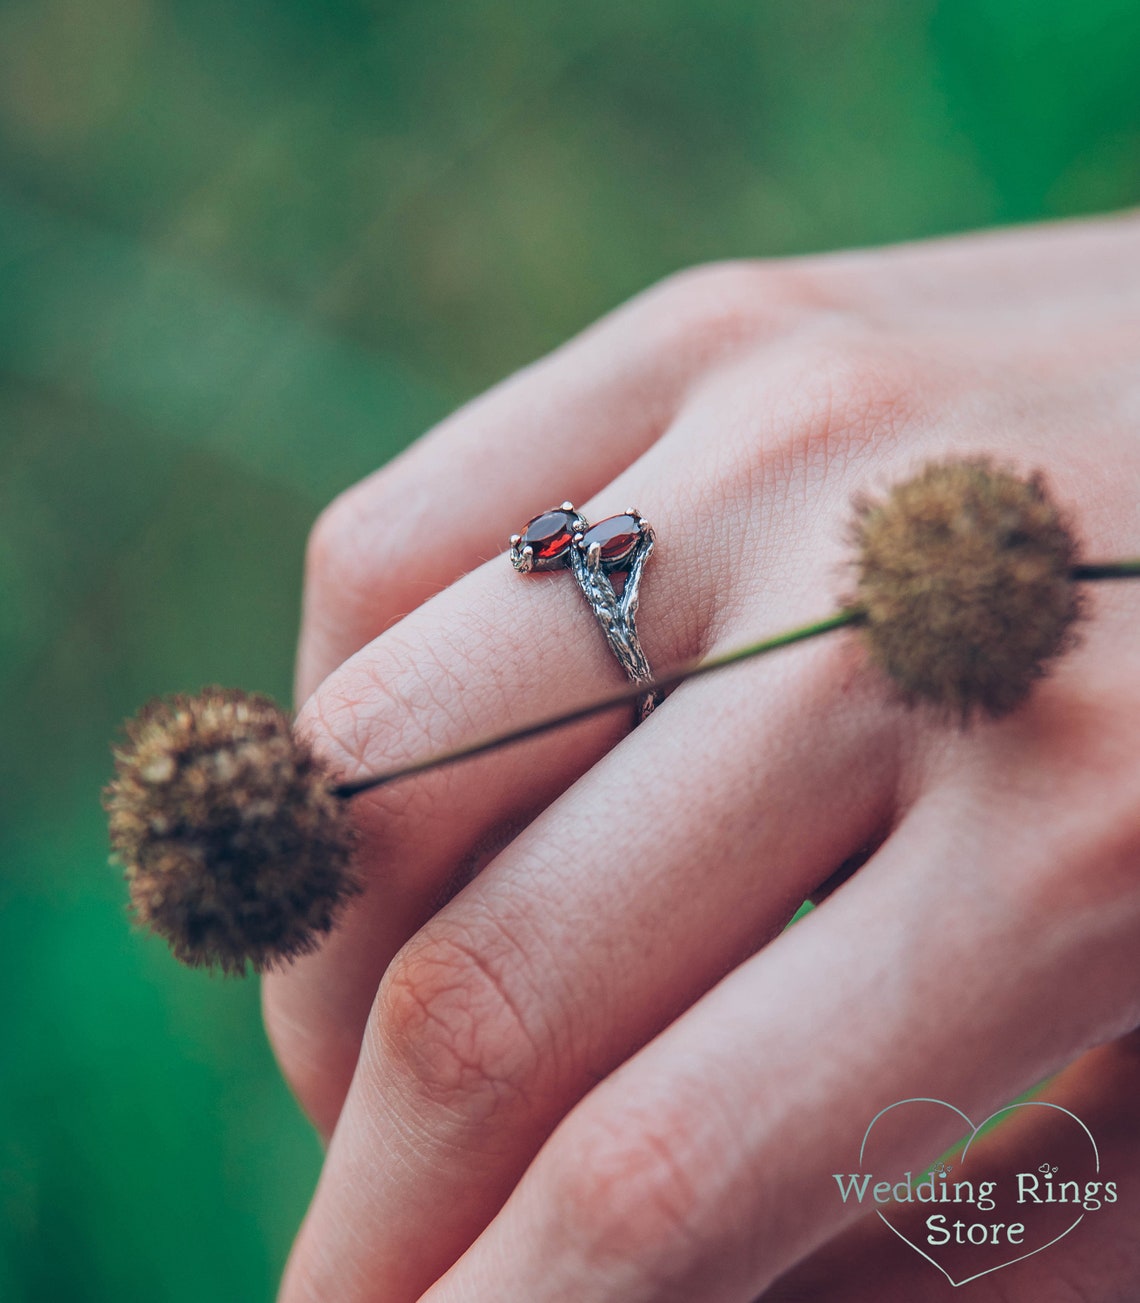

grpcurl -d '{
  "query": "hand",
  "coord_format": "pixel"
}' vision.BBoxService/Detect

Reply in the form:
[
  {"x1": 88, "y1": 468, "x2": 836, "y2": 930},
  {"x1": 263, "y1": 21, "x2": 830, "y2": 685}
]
[{"x1": 263, "y1": 211, "x2": 1140, "y2": 1301}]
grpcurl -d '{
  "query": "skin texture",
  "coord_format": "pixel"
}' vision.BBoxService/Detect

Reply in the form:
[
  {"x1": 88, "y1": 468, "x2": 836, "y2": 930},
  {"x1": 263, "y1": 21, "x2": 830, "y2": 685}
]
[{"x1": 262, "y1": 211, "x2": 1140, "y2": 1302}]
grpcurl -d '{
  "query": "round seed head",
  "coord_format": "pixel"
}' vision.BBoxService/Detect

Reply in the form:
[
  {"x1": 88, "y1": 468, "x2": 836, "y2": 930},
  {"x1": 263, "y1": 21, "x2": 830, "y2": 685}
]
[
  {"x1": 849, "y1": 458, "x2": 1084, "y2": 721},
  {"x1": 104, "y1": 688, "x2": 358, "y2": 974}
]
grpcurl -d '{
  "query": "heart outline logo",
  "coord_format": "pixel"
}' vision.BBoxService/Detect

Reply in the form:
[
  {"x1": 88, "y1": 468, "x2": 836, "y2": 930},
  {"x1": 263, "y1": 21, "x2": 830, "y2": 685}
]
[{"x1": 859, "y1": 1098, "x2": 1100, "y2": 1288}]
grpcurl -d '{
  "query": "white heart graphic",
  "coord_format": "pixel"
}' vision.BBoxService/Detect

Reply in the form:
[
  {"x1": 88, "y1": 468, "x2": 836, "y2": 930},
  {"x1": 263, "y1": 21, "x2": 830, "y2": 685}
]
[{"x1": 859, "y1": 1098, "x2": 1100, "y2": 1288}]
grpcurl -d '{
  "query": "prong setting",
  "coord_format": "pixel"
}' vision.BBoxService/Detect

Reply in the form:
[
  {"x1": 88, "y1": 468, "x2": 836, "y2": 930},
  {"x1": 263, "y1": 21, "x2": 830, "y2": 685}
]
[{"x1": 509, "y1": 500, "x2": 662, "y2": 722}]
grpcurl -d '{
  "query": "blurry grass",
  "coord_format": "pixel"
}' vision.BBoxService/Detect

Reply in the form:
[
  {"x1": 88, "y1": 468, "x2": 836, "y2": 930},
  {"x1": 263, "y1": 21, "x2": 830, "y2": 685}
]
[{"x1": 0, "y1": 1, "x2": 1138, "y2": 1299}]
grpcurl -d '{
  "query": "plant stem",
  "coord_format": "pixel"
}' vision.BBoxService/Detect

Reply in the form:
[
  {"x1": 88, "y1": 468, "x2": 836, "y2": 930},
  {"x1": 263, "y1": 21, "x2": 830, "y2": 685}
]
[
  {"x1": 1072, "y1": 559, "x2": 1140, "y2": 581},
  {"x1": 332, "y1": 608, "x2": 863, "y2": 799},
  {"x1": 330, "y1": 560, "x2": 1140, "y2": 801}
]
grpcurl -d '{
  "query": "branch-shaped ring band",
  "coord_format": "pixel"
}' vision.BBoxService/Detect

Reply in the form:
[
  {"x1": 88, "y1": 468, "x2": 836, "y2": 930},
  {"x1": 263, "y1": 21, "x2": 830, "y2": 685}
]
[{"x1": 509, "y1": 503, "x2": 663, "y2": 723}]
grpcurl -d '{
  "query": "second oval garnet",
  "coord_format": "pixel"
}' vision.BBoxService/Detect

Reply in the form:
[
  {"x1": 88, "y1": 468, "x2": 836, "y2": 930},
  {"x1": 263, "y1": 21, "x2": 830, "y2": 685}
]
[{"x1": 581, "y1": 514, "x2": 641, "y2": 565}]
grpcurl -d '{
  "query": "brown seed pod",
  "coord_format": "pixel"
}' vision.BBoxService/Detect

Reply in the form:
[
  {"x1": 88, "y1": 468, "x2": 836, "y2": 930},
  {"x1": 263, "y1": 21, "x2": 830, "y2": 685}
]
[
  {"x1": 104, "y1": 688, "x2": 358, "y2": 973},
  {"x1": 849, "y1": 457, "x2": 1084, "y2": 720}
]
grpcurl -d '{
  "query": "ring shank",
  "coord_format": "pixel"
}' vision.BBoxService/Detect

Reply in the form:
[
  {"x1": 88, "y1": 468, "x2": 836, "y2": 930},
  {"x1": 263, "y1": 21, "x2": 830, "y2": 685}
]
[
  {"x1": 568, "y1": 529, "x2": 661, "y2": 723},
  {"x1": 511, "y1": 505, "x2": 661, "y2": 725}
]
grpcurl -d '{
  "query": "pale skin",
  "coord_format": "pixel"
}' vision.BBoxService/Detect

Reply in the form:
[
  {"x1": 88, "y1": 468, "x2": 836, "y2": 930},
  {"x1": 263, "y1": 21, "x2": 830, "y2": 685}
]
[{"x1": 262, "y1": 212, "x2": 1140, "y2": 1302}]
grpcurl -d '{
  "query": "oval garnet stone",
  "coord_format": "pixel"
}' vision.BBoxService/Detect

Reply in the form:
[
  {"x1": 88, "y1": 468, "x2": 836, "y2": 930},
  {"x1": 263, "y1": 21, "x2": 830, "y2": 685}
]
[
  {"x1": 581, "y1": 514, "x2": 640, "y2": 565},
  {"x1": 520, "y1": 509, "x2": 576, "y2": 561}
]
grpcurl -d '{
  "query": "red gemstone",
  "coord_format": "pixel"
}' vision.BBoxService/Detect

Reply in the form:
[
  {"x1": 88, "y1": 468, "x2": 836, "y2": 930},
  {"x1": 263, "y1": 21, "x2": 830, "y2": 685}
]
[
  {"x1": 581, "y1": 514, "x2": 640, "y2": 564},
  {"x1": 520, "y1": 509, "x2": 576, "y2": 561}
]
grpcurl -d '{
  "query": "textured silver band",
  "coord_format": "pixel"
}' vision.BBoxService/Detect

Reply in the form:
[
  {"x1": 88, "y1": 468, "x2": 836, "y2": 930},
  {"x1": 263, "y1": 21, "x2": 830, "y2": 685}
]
[{"x1": 510, "y1": 503, "x2": 662, "y2": 723}]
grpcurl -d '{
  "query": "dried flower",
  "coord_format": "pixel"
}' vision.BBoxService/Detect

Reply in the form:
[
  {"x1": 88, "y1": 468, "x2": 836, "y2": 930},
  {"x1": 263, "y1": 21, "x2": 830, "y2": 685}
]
[
  {"x1": 849, "y1": 457, "x2": 1084, "y2": 720},
  {"x1": 104, "y1": 688, "x2": 358, "y2": 973},
  {"x1": 103, "y1": 460, "x2": 1121, "y2": 974}
]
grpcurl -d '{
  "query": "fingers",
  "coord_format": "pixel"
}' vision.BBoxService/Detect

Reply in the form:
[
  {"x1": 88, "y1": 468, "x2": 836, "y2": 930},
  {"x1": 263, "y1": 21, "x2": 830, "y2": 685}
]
[
  {"x1": 277, "y1": 631, "x2": 904, "y2": 1303},
  {"x1": 267, "y1": 545, "x2": 665, "y2": 1136},
  {"x1": 414, "y1": 740, "x2": 1140, "y2": 1303},
  {"x1": 267, "y1": 428, "x2": 741, "y2": 1134},
  {"x1": 294, "y1": 262, "x2": 817, "y2": 704},
  {"x1": 270, "y1": 218, "x2": 1140, "y2": 1300},
  {"x1": 766, "y1": 1032, "x2": 1140, "y2": 1301},
  {"x1": 265, "y1": 328, "x2": 916, "y2": 1137},
  {"x1": 296, "y1": 212, "x2": 1140, "y2": 707}
]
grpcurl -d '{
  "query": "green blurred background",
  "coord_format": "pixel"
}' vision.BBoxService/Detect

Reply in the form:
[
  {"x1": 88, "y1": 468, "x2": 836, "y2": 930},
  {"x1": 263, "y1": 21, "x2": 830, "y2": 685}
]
[{"x1": 1, "y1": 1, "x2": 1138, "y2": 1298}]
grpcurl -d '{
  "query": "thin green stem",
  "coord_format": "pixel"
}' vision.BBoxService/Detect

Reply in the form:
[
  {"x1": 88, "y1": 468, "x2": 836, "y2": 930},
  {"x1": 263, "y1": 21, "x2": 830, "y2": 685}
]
[
  {"x1": 1072, "y1": 559, "x2": 1140, "y2": 581},
  {"x1": 330, "y1": 559, "x2": 1140, "y2": 801},
  {"x1": 332, "y1": 608, "x2": 863, "y2": 799}
]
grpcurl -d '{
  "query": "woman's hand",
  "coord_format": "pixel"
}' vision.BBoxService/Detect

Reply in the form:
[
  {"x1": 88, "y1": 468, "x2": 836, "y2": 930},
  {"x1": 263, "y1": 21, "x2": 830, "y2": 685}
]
[{"x1": 262, "y1": 211, "x2": 1140, "y2": 1302}]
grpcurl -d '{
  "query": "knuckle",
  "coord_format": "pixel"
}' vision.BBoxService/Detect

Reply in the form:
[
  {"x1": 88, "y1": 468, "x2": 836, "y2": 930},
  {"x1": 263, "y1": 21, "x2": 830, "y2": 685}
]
[
  {"x1": 789, "y1": 334, "x2": 927, "y2": 461},
  {"x1": 370, "y1": 919, "x2": 541, "y2": 1119},
  {"x1": 639, "y1": 259, "x2": 828, "y2": 360},
  {"x1": 303, "y1": 474, "x2": 397, "y2": 623},
  {"x1": 697, "y1": 331, "x2": 926, "y2": 544},
  {"x1": 732, "y1": 332, "x2": 928, "y2": 509},
  {"x1": 664, "y1": 257, "x2": 826, "y2": 312},
  {"x1": 305, "y1": 488, "x2": 360, "y2": 592}
]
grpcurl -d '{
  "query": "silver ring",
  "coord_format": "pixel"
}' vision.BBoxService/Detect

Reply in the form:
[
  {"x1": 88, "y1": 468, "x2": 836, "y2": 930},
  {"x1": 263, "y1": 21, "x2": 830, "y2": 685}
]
[{"x1": 510, "y1": 502, "x2": 663, "y2": 723}]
